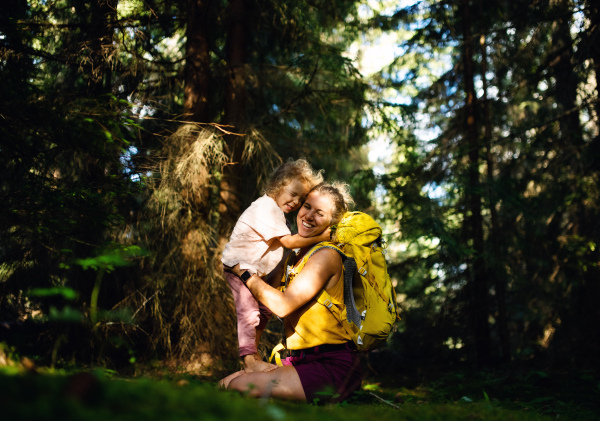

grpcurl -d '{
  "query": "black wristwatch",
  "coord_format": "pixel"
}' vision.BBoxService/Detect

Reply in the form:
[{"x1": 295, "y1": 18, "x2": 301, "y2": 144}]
[{"x1": 240, "y1": 270, "x2": 252, "y2": 284}]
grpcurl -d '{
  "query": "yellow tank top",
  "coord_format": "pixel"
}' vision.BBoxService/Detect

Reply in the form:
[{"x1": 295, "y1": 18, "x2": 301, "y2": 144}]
[{"x1": 283, "y1": 243, "x2": 351, "y2": 350}]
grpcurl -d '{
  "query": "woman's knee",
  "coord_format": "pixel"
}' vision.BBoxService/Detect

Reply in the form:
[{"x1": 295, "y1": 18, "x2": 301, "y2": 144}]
[
  {"x1": 231, "y1": 368, "x2": 307, "y2": 402},
  {"x1": 228, "y1": 374, "x2": 264, "y2": 397}
]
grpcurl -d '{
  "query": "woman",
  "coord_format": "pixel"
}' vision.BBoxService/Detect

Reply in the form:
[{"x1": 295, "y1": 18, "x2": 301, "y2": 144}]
[{"x1": 220, "y1": 182, "x2": 362, "y2": 403}]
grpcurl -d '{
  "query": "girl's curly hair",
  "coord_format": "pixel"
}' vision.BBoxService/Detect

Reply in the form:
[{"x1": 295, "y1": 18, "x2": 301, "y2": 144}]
[{"x1": 265, "y1": 158, "x2": 323, "y2": 198}]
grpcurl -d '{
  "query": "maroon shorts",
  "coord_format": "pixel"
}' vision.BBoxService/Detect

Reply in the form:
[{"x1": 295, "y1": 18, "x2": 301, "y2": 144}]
[{"x1": 282, "y1": 347, "x2": 362, "y2": 403}]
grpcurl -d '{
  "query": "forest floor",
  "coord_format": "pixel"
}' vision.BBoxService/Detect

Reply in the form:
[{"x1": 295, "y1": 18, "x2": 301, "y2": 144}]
[
  {"x1": 1, "y1": 366, "x2": 598, "y2": 420},
  {"x1": 1, "y1": 346, "x2": 598, "y2": 420}
]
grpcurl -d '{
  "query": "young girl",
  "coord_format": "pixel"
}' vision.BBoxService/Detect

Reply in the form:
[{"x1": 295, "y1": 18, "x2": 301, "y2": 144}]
[{"x1": 222, "y1": 159, "x2": 329, "y2": 372}]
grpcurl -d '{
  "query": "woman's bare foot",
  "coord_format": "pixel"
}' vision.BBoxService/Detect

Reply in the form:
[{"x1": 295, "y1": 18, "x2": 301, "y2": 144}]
[{"x1": 243, "y1": 353, "x2": 277, "y2": 373}]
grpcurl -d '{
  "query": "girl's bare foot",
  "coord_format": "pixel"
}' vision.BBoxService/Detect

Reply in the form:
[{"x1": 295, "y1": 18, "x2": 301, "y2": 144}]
[{"x1": 243, "y1": 353, "x2": 277, "y2": 373}]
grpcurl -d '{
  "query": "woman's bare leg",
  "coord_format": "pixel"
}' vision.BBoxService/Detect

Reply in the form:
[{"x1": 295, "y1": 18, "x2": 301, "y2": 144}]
[{"x1": 227, "y1": 366, "x2": 306, "y2": 402}]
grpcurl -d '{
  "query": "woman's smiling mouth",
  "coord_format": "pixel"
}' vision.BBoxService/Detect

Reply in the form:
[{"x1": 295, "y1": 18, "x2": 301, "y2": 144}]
[{"x1": 301, "y1": 220, "x2": 314, "y2": 228}]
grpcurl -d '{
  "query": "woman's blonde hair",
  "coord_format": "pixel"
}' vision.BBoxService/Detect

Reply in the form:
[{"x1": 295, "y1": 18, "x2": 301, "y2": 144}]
[
  {"x1": 310, "y1": 181, "x2": 354, "y2": 226},
  {"x1": 265, "y1": 158, "x2": 323, "y2": 198}
]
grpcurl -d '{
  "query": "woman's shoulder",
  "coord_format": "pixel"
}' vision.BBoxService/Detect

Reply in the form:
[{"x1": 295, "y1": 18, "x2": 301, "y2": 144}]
[
  {"x1": 305, "y1": 242, "x2": 344, "y2": 265},
  {"x1": 308, "y1": 241, "x2": 343, "y2": 255}
]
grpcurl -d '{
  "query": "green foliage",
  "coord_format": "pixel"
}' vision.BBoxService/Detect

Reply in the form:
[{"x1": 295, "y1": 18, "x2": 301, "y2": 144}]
[
  {"x1": 0, "y1": 0, "x2": 154, "y2": 366},
  {"x1": 369, "y1": 0, "x2": 600, "y2": 369},
  {"x1": 28, "y1": 287, "x2": 79, "y2": 301},
  {"x1": 0, "y1": 371, "x2": 562, "y2": 421},
  {"x1": 0, "y1": 86, "x2": 144, "y2": 360},
  {"x1": 423, "y1": 369, "x2": 600, "y2": 420},
  {"x1": 70, "y1": 246, "x2": 146, "y2": 326},
  {"x1": 47, "y1": 306, "x2": 85, "y2": 324},
  {"x1": 75, "y1": 246, "x2": 147, "y2": 273}
]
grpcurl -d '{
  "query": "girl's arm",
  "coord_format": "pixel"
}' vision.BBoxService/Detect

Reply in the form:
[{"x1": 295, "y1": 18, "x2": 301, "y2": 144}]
[
  {"x1": 278, "y1": 228, "x2": 331, "y2": 250},
  {"x1": 263, "y1": 249, "x2": 292, "y2": 289},
  {"x1": 230, "y1": 248, "x2": 342, "y2": 318}
]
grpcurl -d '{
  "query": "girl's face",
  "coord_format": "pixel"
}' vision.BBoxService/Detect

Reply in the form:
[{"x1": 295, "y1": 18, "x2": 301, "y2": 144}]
[
  {"x1": 297, "y1": 191, "x2": 334, "y2": 238},
  {"x1": 274, "y1": 179, "x2": 309, "y2": 214}
]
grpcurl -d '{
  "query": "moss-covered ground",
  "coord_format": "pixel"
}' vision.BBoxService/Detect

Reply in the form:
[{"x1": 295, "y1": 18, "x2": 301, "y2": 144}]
[{"x1": 1, "y1": 361, "x2": 598, "y2": 421}]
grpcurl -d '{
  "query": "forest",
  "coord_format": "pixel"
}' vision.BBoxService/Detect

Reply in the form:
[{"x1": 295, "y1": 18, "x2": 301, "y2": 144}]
[{"x1": 1, "y1": 0, "x2": 599, "y2": 419}]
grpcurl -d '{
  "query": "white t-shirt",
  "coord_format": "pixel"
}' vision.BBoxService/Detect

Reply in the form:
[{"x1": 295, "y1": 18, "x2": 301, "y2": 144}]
[{"x1": 221, "y1": 195, "x2": 291, "y2": 276}]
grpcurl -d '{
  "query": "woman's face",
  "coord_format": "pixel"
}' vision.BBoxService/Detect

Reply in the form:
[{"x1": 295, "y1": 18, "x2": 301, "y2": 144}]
[{"x1": 297, "y1": 191, "x2": 334, "y2": 238}]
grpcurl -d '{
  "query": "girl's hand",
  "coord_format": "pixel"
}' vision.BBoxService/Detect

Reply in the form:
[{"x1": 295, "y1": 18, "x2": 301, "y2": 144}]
[
  {"x1": 225, "y1": 264, "x2": 242, "y2": 277},
  {"x1": 318, "y1": 227, "x2": 332, "y2": 242}
]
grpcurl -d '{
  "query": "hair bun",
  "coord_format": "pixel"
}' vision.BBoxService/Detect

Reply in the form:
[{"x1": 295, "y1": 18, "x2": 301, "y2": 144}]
[
  {"x1": 330, "y1": 181, "x2": 354, "y2": 212},
  {"x1": 310, "y1": 182, "x2": 354, "y2": 226}
]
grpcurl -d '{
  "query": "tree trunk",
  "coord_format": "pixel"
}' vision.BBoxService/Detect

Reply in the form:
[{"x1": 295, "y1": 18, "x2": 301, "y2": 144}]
[
  {"x1": 461, "y1": 0, "x2": 491, "y2": 366},
  {"x1": 479, "y1": 8, "x2": 511, "y2": 363},
  {"x1": 1, "y1": 0, "x2": 31, "y2": 87},
  {"x1": 587, "y1": 0, "x2": 600, "y2": 126},
  {"x1": 220, "y1": 0, "x2": 248, "y2": 233},
  {"x1": 184, "y1": 0, "x2": 211, "y2": 123},
  {"x1": 551, "y1": 2, "x2": 582, "y2": 150},
  {"x1": 89, "y1": 0, "x2": 118, "y2": 96},
  {"x1": 550, "y1": 0, "x2": 600, "y2": 367}
]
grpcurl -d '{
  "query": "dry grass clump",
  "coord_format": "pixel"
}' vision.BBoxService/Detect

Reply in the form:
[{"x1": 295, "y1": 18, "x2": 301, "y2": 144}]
[
  {"x1": 122, "y1": 124, "x2": 235, "y2": 365},
  {"x1": 121, "y1": 123, "x2": 283, "y2": 369},
  {"x1": 173, "y1": 125, "x2": 227, "y2": 206},
  {"x1": 241, "y1": 127, "x2": 282, "y2": 194}
]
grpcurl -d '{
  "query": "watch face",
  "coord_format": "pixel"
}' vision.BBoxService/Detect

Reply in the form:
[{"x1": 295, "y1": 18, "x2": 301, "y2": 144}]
[{"x1": 241, "y1": 271, "x2": 251, "y2": 282}]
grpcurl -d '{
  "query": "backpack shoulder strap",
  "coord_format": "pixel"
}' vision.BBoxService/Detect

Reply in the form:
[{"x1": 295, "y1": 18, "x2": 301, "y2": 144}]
[
  {"x1": 283, "y1": 243, "x2": 344, "y2": 289},
  {"x1": 307, "y1": 243, "x2": 363, "y2": 328}
]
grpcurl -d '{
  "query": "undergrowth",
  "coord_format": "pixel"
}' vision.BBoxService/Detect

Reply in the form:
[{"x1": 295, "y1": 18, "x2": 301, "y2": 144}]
[
  {"x1": 1, "y1": 341, "x2": 597, "y2": 421},
  {"x1": 1, "y1": 366, "x2": 588, "y2": 421}
]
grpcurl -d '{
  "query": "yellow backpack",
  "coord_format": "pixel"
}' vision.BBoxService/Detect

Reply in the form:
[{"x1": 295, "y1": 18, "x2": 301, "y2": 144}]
[{"x1": 314, "y1": 211, "x2": 399, "y2": 352}]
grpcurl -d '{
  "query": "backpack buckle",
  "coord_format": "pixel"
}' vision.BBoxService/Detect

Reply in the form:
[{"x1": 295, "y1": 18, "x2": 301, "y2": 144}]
[
  {"x1": 323, "y1": 299, "x2": 333, "y2": 309},
  {"x1": 359, "y1": 267, "x2": 367, "y2": 276}
]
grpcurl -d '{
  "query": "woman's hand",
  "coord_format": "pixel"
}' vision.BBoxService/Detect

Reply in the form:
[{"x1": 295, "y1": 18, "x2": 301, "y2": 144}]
[
  {"x1": 248, "y1": 247, "x2": 342, "y2": 318},
  {"x1": 317, "y1": 227, "x2": 332, "y2": 242}
]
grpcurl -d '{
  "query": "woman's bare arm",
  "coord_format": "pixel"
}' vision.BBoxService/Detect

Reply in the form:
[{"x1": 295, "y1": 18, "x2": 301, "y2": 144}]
[{"x1": 230, "y1": 248, "x2": 342, "y2": 318}]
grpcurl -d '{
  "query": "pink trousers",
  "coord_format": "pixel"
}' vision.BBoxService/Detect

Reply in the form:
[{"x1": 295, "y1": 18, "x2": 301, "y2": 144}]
[{"x1": 224, "y1": 269, "x2": 273, "y2": 357}]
